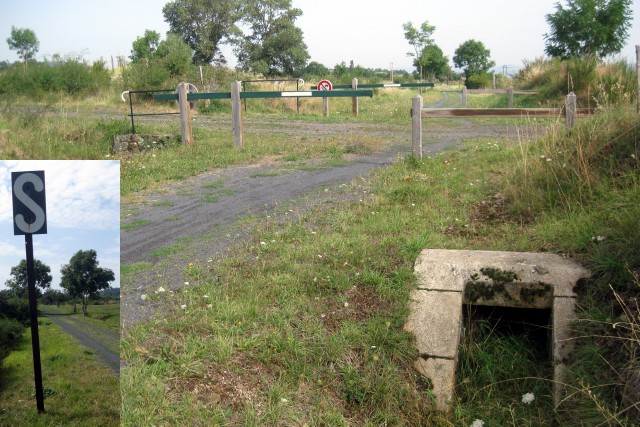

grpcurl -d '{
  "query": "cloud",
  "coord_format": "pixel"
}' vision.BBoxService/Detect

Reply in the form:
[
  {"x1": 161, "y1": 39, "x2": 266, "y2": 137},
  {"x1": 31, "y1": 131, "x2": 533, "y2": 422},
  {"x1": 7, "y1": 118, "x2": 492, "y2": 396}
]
[{"x1": 0, "y1": 160, "x2": 120, "y2": 230}]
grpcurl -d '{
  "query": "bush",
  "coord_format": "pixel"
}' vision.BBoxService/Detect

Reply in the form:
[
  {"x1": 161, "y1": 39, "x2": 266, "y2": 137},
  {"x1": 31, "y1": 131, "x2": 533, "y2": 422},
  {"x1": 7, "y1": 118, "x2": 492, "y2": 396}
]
[
  {"x1": 466, "y1": 73, "x2": 492, "y2": 89},
  {"x1": 0, "y1": 318, "x2": 24, "y2": 359},
  {"x1": 0, "y1": 58, "x2": 112, "y2": 97},
  {"x1": 0, "y1": 291, "x2": 30, "y2": 323}
]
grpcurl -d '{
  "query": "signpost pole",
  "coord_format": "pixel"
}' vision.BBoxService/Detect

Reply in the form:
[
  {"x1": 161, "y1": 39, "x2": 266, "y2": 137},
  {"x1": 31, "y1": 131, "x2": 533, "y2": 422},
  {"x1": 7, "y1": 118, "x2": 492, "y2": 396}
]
[
  {"x1": 25, "y1": 232, "x2": 45, "y2": 413},
  {"x1": 11, "y1": 170, "x2": 48, "y2": 415}
]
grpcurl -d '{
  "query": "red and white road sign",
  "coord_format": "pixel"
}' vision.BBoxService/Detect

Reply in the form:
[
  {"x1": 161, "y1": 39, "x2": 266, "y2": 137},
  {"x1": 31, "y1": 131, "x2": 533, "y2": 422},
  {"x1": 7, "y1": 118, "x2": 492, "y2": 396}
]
[{"x1": 318, "y1": 79, "x2": 333, "y2": 91}]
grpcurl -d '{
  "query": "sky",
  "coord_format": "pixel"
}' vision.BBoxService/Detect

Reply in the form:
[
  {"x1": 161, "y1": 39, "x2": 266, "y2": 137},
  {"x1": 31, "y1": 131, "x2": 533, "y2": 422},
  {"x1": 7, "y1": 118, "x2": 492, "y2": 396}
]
[
  {"x1": 0, "y1": 161, "x2": 120, "y2": 293},
  {"x1": 0, "y1": 0, "x2": 639, "y2": 75}
]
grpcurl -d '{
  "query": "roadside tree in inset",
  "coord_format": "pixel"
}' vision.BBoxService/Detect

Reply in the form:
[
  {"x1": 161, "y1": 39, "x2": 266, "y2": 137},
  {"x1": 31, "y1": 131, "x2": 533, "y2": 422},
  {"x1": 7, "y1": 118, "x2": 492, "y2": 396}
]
[
  {"x1": 60, "y1": 250, "x2": 114, "y2": 316},
  {"x1": 235, "y1": 0, "x2": 309, "y2": 76},
  {"x1": 6, "y1": 26, "x2": 39, "y2": 69},
  {"x1": 453, "y1": 39, "x2": 496, "y2": 88},
  {"x1": 163, "y1": 0, "x2": 243, "y2": 65},
  {"x1": 544, "y1": 0, "x2": 633, "y2": 59},
  {"x1": 5, "y1": 259, "x2": 52, "y2": 299}
]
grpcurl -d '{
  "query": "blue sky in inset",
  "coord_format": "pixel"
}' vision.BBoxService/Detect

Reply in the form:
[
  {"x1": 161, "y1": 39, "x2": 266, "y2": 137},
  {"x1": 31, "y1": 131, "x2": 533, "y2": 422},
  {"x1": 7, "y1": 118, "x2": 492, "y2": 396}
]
[{"x1": 0, "y1": 160, "x2": 119, "y2": 292}]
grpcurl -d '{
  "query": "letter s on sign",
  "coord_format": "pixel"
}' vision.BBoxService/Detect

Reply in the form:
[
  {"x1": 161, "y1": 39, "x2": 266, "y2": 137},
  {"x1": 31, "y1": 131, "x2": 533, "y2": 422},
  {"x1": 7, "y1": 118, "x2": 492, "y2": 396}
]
[{"x1": 12, "y1": 172, "x2": 47, "y2": 235}]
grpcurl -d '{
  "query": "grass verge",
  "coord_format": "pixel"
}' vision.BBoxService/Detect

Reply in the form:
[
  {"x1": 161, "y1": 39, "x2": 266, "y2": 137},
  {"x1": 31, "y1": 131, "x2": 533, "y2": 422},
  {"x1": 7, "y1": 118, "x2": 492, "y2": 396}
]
[
  {"x1": 0, "y1": 317, "x2": 119, "y2": 426},
  {"x1": 121, "y1": 106, "x2": 639, "y2": 425}
]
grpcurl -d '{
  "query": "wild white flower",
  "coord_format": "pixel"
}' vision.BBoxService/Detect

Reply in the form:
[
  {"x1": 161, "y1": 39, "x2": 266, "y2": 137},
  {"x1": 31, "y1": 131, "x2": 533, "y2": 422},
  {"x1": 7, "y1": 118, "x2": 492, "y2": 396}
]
[
  {"x1": 260, "y1": 241, "x2": 266, "y2": 246},
  {"x1": 522, "y1": 392, "x2": 535, "y2": 404},
  {"x1": 158, "y1": 287, "x2": 166, "y2": 293},
  {"x1": 141, "y1": 294, "x2": 147, "y2": 301},
  {"x1": 181, "y1": 304, "x2": 187, "y2": 309},
  {"x1": 207, "y1": 304, "x2": 213, "y2": 309},
  {"x1": 592, "y1": 235, "x2": 606, "y2": 242},
  {"x1": 203, "y1": 295, "x2": 209, "y2": 298},
  {"x1": 344, "y1": 302, "x2": 349, "y2": 308},
  {"x1": 470, "y1": 419, "x2": 484, "y2": 427},
  {"x1": 184, "y1": 281, "x2": 190, "y2": 285}
]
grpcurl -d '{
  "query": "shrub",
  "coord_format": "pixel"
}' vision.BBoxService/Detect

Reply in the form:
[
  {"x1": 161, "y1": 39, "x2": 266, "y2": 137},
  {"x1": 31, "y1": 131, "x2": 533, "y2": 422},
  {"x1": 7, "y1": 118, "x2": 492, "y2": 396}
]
[
  {"x1": 466, "y1": 73, "x2": 492, "y2": 89},
  {"x1": 0, "y1": 318, "x2": 24, "y2": 359}
]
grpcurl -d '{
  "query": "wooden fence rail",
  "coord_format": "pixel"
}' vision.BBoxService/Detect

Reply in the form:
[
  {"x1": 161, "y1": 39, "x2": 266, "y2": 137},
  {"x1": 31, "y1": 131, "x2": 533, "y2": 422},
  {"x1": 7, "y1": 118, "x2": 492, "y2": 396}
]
[{"x1": 412, "y1": 92, "x2": 593, "y2": 157}]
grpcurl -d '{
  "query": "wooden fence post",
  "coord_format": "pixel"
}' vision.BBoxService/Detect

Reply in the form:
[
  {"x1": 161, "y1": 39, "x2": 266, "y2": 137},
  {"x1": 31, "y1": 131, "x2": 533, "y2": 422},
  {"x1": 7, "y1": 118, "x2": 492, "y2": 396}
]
[
  {"x1": 323, "y1": 96, "x2": 329, "y2": 117},
  {"x1": 462, "y1": 86, "x2": 467, "y2": 108},
  {"x1": 508, "y1": 88, "x2": 514, "y2": 108},
  {"x1": 231, "y1": 81, "x2": 243, "y2": 149},
  {"x1": 412, "y1": 95, "x2": 423, "y2": 158},
  {"x1": 178, "y1": 82, "x2": 193, "y2": 146},
  {"x1": 566, "y1": 92, "x2": 576, "y2": 129},
  {"x1": 352, "y1": 78, "x2": 359, "y2": 117}
]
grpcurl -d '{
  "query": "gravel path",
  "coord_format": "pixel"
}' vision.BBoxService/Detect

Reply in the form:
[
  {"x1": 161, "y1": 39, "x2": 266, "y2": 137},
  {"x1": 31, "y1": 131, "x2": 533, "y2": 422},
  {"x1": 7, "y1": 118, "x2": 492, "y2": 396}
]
[{"x1": 43, "y1": 312, "x2": 120, "y2": 376}]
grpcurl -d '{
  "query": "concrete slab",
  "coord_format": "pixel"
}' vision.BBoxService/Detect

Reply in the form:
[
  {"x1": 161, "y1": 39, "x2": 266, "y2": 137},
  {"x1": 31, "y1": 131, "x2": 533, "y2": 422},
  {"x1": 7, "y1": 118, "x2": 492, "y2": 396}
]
[
  {"x1": 407, "y1": 249, "x2": 591, "y2": 412},
  {"x1": 414, "y1": 357, "x2": 457, "y2": 412},
  {"x1": 414, "y1": 249, "x2": 590, "y2": 297},
  {"x1": 405, "y1": 290, "x2": 463, "y2": 359}
]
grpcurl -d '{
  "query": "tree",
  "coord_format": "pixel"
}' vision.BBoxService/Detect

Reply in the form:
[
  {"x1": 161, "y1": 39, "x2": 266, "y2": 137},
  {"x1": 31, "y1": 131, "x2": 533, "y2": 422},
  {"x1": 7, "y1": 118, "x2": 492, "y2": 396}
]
[
  {"x1": 403, "y1": 21, "x2": 436, "y2": 81},
  {"x1": 235, "y1": 0, "x2": 309, "y2": 76},
  {"x1": 6, "y1": 26, "x2": 39, "y2": 68},
  {"x1": 41, "y1": 289, "x2": 68, "y2": 307},
  {"x1": 416, "y1": 44, "x2": 449, "y2": 81},
  {"x1": 155, "y1": 33, "x2": 194, "y2": 76},
  {"x1": 60, "y1": 250, "x2": 114, "y2": 316},
  {"x1": 163, "y1": 0, "x2": 242, "y2": 65},
  {"x1": 544, "y1": 0, "x2": 633, "y2": 59},
  {"x1": 302, "y1": 61, "x2": 329, "y2": 77},
  {"x1": 5, "y1": 259, "x2": 52, "y2": 299},
  {"x1": 453, "y1": 39, "x2": 496, "y2": 87},
  {"x1": 130, "y1": 30, "x2": 161, "y2": 62}
]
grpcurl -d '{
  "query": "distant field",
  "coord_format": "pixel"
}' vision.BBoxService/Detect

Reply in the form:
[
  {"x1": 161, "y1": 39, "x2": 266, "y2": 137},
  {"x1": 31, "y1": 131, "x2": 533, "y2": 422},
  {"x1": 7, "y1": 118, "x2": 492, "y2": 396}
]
[{"x1": 41, "y1": 303, "x2": 119, "y2": 334}]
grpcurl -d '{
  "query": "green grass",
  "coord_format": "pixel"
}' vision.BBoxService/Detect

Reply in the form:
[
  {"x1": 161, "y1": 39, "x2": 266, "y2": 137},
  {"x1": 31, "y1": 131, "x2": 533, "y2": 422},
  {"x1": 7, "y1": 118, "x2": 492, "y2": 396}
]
[
  {"x1": 120, "y1": 104, "x2": 640, "y2": 425},
  {"x1": 40, "y1": 303, "x2": 120, "y2": 334},
  {"x1": 0, "y1": 317, "x2": 119, "y2": 426},
  {"x1": 121, "y1": 219, "x2": 150, "y2": 231}
]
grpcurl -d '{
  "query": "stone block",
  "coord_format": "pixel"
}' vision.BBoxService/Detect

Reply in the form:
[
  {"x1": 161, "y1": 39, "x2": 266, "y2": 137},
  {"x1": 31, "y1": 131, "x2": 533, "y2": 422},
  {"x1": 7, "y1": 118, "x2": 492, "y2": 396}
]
[
  {"x1": 404, "y1": 289, "x2": 462, "y2": 359},
  {"x1": 414, "y1": 357, "x2": 457, "y2": 412}
]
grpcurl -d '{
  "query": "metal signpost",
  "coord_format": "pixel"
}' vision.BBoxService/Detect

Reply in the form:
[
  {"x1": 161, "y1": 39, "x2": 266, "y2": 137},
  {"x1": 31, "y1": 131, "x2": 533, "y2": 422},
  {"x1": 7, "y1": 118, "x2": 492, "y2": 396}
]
[{"x1": 11, "y1": 170, "x2": 47, "y2": 414}]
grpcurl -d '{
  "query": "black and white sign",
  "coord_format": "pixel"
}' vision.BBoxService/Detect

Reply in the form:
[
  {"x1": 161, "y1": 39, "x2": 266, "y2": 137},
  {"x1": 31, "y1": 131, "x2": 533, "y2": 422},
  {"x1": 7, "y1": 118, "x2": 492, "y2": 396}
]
[{"x1": 12, "y1": 171, "x2": 47, "y2": 235}]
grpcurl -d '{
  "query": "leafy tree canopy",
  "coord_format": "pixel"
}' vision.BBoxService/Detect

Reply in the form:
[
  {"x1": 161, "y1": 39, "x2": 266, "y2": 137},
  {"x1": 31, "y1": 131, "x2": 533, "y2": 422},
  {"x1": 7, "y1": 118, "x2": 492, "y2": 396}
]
[
  {"x1": 403, "y1": 21, "x2": 436, "y2": 79},
  {"x1": 544, "y1": 0, "x2": 633, "y2": 59},
  {"x1": 235, "y1": 0, "x2": 309, "y2": 76},
  {"x1": 416, "y1": 44, "x2": 449, "y2": 81},
  {"x1": 60, "y1": 249, "x2": 114, "y2": 316},
  {"x1": 453, "y1": 39, "x2": 496, "y2": 84},
  {"x1": 130, "y1": 30, "x2": 161, "y2": 62},
  {"x1": 5, "y1": 259, "x2": 52, "y2": 299},
  {"x1": 163, "y1": 0, "x2": 243, "y2": 65},
  {"x1": 6, "y1": 26, "x2": 39, "y2": 67}
]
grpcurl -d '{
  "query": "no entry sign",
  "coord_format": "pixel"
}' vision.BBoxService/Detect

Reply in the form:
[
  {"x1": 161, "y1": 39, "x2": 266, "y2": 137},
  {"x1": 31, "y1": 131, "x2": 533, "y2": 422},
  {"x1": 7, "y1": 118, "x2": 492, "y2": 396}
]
[
  {"x1": 318, "y1": 79, "x2": 333, "y2": 91},
  {"x1": 12, "y1": 171, "x2": 47, "y2": 235}
]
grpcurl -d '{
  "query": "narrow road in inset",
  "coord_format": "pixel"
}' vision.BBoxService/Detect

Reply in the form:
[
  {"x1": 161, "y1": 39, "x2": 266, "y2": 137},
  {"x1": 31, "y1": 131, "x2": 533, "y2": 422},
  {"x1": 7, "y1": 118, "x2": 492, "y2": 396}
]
[{"x1": 42, "y1": 311, "x2": 119, "y2": 376}]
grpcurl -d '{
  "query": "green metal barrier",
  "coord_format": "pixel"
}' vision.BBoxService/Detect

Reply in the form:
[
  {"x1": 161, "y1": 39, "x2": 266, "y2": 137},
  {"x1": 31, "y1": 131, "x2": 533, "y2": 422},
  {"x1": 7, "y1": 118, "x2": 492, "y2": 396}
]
[
  {"x1": 310, "y1": 82, "x2": 435, "y2": 90},
  {"x1": 154, "y1": 89, "x2": 373, "y2": 101}
]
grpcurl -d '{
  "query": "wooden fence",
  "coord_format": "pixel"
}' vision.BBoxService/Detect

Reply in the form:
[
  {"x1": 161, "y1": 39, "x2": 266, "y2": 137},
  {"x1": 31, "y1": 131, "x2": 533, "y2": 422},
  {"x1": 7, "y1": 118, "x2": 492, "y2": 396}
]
[{"x1": 411, "y1": 92, "x2": 593, "y2": 157}]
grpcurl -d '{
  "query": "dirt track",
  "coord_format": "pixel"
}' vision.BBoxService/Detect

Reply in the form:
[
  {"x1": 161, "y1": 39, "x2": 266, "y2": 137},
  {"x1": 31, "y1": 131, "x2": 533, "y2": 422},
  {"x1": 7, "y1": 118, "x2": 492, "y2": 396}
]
[{"x1": 121, "y1": 111, "x2": 538, "y2": 329}]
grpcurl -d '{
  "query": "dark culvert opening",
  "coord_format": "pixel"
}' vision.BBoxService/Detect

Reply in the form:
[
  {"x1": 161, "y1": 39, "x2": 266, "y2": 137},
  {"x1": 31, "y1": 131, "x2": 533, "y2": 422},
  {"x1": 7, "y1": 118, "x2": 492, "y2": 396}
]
[{"x1": 457, "y1": 304, "x2": 555, "y2": 416}]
